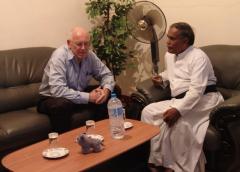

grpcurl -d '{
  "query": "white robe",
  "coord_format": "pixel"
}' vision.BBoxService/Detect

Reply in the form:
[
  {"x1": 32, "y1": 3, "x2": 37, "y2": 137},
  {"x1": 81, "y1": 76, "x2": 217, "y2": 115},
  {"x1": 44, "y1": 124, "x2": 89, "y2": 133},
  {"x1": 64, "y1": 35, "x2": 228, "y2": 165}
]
[{"x1": 141, "y1": 46, "x2": 224, "y2": 172}]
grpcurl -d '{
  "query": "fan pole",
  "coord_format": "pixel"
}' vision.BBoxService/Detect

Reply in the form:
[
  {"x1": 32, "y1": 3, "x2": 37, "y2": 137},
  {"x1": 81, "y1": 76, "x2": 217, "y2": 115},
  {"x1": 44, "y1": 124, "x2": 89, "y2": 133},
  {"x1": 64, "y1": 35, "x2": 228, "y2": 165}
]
[{"x1": 150, "y1": 27, "x2": 160, "y2": 75}]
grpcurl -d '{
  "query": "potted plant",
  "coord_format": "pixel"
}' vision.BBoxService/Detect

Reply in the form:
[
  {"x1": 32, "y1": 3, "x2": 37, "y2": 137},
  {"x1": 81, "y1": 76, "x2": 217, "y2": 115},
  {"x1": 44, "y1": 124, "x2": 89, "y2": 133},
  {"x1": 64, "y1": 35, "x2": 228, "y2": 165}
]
[{"x1": 86, "y1": 0, "x2": 135, "y2": 79}]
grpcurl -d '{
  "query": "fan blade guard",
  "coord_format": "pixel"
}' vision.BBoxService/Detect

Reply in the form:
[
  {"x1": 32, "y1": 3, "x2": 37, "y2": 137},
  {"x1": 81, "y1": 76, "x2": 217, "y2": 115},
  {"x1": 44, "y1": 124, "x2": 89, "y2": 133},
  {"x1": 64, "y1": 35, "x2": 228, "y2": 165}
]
[{"x1": 127, "y1": 1, "x2": 167, "y2": 44}]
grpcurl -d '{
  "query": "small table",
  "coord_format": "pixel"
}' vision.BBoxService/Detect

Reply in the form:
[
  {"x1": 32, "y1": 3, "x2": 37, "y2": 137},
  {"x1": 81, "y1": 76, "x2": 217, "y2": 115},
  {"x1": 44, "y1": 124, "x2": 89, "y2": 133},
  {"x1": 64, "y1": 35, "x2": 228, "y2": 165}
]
[{"x1": 2, "y1": 119, "x2": 159, "y2": 172}]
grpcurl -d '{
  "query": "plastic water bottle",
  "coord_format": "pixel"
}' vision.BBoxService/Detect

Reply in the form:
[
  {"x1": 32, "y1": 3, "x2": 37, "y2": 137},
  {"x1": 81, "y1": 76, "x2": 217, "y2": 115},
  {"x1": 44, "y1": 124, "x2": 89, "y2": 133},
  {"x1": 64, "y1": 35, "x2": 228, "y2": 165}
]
[{"x1": 107, "y1": 93, "x2": 125, "y2": 139}]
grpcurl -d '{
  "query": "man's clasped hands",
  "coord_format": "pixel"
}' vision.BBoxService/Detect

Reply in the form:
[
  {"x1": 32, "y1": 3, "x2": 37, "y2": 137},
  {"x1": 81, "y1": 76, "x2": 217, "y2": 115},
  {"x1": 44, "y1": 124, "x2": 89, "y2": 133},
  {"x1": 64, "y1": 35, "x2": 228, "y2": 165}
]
[{"x1": 89, "y1": 87, "x2": 110, "y2": 104}]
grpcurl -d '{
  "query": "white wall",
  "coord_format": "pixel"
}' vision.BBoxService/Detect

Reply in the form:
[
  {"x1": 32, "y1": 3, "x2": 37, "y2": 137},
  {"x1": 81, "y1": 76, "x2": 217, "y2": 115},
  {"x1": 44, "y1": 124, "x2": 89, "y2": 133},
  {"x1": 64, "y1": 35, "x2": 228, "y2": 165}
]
[
  {"x1": 154, "y1": 0, "x2": 240, "y2": 46},
  {"x1": 0, "y1": 0, "x2": 90, "y2": 49},
  {"x1": 1, "y1": 0, "x2": 240, "y2": 94}
]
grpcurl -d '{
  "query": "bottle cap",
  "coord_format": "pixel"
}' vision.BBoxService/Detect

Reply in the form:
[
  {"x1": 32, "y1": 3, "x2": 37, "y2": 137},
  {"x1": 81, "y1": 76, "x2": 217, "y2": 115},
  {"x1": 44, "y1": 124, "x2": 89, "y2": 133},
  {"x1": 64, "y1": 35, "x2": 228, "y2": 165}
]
[{"x1": 111, "y1": 92, "x2": 117, "y2": 98}]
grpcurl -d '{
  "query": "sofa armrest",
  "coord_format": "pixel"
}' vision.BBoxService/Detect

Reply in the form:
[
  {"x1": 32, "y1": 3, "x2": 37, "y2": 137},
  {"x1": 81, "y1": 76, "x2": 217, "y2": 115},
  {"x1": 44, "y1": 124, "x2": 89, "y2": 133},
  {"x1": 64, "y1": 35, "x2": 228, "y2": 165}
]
[
  {"x1": 207, "y1": 95, "x2": 240, "y2": 171},
  {"x1": 136, "y1": 78, "x2": 171, "y2": 104},
  {"x1": 210, "y1": 95, "x2": 240, "y2": 126},
  {"x1": 201, "y1": 95, "x2": 240, "y2": 153},
  {"x1": 128, "y1": 79, "x2": 171, "y2": 120},
  {"x1": 208, "y1": 95, "x2": 240, "y2": 151},
  {"x1": 204, "y1": 124, "x2": 221, "y2": 151}
]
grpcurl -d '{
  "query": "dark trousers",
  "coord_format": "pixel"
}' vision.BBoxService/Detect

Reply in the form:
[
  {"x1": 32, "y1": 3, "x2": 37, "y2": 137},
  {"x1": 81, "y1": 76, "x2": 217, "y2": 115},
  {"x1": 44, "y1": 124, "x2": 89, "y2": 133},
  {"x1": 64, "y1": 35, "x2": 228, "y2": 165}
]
[{"x1": 37, "y1": 93, "x2": 109, "y2": 133}]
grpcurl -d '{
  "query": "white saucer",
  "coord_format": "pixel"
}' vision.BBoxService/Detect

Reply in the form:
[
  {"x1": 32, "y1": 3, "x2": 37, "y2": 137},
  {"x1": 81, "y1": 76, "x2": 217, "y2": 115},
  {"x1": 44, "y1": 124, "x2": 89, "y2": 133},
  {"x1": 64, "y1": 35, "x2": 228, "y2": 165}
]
[
  {"x1": 87, "y1": 134, "x2": 104, "y2": 142},
  {"x1": 42, "y1": 147, "x2": 69, "y2": 159},
  {"x1": 124, "y1": 121, "x2": 133, "y2": 129}
]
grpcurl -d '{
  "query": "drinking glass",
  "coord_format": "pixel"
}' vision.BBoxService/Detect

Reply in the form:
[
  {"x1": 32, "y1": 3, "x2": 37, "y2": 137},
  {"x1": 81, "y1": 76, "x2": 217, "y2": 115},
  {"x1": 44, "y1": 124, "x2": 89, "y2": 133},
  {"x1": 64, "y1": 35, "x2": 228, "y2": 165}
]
[
  {"x1": 85, "y1": 120, "x2": 95, "y2": 135},
  {"x1": 48, "y1": 132, "x2": 59, "y2": 150}
]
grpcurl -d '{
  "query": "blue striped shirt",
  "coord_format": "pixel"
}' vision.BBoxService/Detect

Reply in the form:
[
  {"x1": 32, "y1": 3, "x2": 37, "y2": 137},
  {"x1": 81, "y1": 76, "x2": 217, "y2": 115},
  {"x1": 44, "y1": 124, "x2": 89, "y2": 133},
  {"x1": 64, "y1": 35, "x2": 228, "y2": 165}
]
[{"x1": 39, "y1": 44, "x2": 115, "y2": 104}]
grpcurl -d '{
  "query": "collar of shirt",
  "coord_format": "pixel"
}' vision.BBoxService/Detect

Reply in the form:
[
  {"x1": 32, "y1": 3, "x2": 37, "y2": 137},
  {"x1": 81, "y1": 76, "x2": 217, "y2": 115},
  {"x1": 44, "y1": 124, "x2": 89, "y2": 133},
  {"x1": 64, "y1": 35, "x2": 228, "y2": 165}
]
[
  {"x1": 176, "y1": 45, "x2": 194, "y2": 61},
  {"x1": 64, "y1": 44, "x2": 75, "y2": 61}
]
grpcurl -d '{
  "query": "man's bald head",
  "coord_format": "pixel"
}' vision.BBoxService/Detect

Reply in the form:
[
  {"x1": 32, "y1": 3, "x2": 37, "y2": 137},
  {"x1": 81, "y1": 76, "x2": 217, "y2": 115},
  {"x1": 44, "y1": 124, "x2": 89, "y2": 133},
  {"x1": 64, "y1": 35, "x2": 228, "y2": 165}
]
[
  {"x1": 67, "y1": 26, "x2": 91, "y2": 63},
  {"x1": 69, "y1": 27, "x2": 90, "y2": 42}
]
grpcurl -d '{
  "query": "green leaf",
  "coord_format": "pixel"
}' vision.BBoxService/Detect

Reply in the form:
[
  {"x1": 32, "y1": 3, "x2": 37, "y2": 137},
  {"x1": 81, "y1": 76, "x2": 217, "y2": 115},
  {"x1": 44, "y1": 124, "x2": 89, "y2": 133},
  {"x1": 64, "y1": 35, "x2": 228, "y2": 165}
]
[{"x1": 85, "y1": 0, "x2": 135, "y2": 77}]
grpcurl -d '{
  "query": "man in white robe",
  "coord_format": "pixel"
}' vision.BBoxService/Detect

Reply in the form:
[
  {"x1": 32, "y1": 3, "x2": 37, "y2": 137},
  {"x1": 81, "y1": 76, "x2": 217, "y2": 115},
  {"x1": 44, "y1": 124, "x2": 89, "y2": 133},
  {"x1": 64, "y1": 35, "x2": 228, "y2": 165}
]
[{"x1": 141, "y1": 22, "x2": 224, "y2": 172}]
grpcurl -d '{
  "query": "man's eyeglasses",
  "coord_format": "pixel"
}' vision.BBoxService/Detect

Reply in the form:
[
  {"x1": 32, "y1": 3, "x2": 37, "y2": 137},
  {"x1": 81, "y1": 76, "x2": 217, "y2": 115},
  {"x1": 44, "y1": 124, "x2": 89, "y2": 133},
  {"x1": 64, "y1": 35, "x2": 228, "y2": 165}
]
[{"x1": 72, "y1": 41, "x2": 90, "y2": 48}]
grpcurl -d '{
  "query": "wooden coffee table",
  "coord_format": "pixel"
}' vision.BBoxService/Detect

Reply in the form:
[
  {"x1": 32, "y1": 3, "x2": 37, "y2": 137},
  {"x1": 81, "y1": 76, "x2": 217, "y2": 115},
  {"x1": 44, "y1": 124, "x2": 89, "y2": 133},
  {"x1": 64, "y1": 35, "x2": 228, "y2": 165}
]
[{"x1": 2, "y1": 119, "x2": 159, "y2": 172}]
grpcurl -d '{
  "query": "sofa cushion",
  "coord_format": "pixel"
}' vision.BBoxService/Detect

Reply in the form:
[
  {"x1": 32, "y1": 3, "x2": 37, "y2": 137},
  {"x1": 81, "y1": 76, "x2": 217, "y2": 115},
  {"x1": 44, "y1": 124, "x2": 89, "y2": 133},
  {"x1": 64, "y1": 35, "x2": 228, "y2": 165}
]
[
  {"x1": 201, "y1": 45, "x2": 240, "y2": 90},
  {"x1": 0, "y1": 107, "x2": 51, "y2": 153},
  {"x1": 218, "y1": 87, "x2": 240, "y2": 100},
  {"x1": 0, "y1": 83, "x2": 40, "y2": 113},
  {"x1": 0, "y1": 47, "x2": 55, "y2": 113},
  {"x1": 0, "y1": 47, "x2": 54, "y2": 87}
]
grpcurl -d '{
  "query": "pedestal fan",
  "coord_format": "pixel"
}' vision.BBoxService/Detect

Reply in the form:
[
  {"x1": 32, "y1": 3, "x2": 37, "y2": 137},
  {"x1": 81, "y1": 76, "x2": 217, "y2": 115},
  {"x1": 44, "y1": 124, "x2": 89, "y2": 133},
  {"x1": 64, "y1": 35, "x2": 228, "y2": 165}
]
[{"x1": 127, "y1": 1, "x2": 167, "y2": 75}]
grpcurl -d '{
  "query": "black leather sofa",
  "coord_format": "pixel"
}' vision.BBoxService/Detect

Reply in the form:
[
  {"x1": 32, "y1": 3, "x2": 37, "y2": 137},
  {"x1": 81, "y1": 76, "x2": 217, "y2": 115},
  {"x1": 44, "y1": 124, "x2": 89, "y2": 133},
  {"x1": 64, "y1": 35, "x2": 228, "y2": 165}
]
[
  {"x1": 0, "y1": 47, "x2": 105, "y2": 170},
  {"x1": 128, "y1": 45, "x2": 240, "y2": 172}
]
